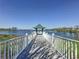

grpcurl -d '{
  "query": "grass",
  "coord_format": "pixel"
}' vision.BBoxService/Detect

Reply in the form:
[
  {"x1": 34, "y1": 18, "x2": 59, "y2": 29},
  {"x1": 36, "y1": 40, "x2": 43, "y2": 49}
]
[{"x1": 0, "y1": 34, "x2": 16, "y2": 41}]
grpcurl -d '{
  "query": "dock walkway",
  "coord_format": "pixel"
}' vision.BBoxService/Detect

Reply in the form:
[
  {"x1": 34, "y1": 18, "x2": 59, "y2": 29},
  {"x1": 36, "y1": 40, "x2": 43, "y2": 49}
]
[{"x1": 16, "y1": 34, "x2": 63, "y2": 59}]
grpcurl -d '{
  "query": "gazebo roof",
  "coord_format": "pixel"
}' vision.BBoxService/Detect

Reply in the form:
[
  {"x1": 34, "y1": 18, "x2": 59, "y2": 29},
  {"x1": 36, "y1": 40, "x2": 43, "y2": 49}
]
[{"x1": 34, "y1": 24, "x2": 45, "y2": 29}]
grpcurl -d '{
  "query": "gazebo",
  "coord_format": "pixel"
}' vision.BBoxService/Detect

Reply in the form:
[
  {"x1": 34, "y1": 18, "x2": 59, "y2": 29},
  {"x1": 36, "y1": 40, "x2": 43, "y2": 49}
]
[{"x1": 33, "y1": 24, "x2": 45, "y2": 35}]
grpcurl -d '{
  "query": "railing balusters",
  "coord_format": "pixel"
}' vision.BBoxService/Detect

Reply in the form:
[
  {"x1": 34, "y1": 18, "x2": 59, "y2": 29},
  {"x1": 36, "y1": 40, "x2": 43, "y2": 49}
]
[
  {"x1": 8, "y1": 42, "x2": 10, "y2": 59},
  {"x1": 62, "y1": 39, "x2": 64, "y2": 57},
  {"x1": 54, "y1": 35, "x2": 79, "y2": 59},
  {"x1": 4, "y1": 43, "x2": 6, "y2": 59},
  {"x1": 13, "y1": 40, "x2": 16, "y2": 59},
  {"x1": 61, "y1": 40, "x2": 63, "y2": 54},
  {"x1": 64, "y1": 40, "x2": 66, "y2": 58},
  {"x1": 10, "y1": 42, "x2": 13, "y2": 59},
  {"x1": 0, "y1": 43, "x2": 1, "y2": 59},
  {"x1": 73, "y1": 41, "x2": 75, "y2": 59},
  {"x1": 16, "y1": 39, "x2": 19, "y2": 55},
  {"x1": 71, "y1": 42, "x2": 74, "y2": 59},
  {"x1": 65, "y1": 40, "x2": 67, "y2": 59},
  {"x1": 70, "y1": 41, "x2": 72, "y2": 59},
  {"x1": 67, "y1": 40, "x2": 68, "y2": 59},
  {"x1": 75, "y1": 42, "x2": 77, "y2": 59},
  {"x1": 67, "y1": 40, "x2": 71, "y2": 59}
]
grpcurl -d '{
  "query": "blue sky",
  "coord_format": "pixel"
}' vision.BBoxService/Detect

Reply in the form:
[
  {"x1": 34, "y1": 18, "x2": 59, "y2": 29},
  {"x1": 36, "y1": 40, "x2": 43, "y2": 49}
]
[{"x1": 0, "y1": 0, "x2": 79, "y2": 29}]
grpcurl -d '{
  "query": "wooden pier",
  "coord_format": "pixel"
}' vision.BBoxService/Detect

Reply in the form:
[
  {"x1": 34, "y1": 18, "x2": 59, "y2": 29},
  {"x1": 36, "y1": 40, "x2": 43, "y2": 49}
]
[{"x1": 0, "y1": 24, "x2": 79, "y2": 59}]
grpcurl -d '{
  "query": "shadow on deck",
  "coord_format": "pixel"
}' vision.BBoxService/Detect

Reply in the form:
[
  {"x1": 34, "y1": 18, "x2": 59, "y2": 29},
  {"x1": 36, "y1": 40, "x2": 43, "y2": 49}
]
[{"x1": 16, "y1": 35, "x2": 63, "y2": 59}]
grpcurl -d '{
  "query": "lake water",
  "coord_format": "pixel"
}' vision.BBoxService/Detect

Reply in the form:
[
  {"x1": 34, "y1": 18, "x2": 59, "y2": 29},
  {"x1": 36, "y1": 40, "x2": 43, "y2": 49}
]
[
  {"x1": 0, "y1": 30, "x2": 33, "y2": 36},
  {"x1": 55, "y1": 32, "x2": 76, "y2": 39},
  {"x1": 0, "y1": 30, "x2": 77, "y2": 39}
]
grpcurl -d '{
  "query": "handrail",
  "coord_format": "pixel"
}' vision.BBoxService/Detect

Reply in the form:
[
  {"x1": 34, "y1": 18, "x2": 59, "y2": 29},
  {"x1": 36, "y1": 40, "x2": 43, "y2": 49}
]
[
  {"x1": 54, "y1": 35, "x2": 79, "y2": 43},
  {"x1": 0, "y1": 36, "x2": 25, "y2": 44}
]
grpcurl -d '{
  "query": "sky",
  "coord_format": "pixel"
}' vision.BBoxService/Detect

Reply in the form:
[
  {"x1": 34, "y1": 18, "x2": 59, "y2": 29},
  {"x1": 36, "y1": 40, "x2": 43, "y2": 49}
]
[{"x1": 0, "y1": 0, "x2": 79, "y2": 29}]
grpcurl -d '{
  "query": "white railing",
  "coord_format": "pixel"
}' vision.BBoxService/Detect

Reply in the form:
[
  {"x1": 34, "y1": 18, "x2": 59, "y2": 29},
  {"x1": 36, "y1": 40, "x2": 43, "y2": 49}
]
[
  {"x1": 52, "y1": 34, "x2": 79, "y2": 59},
  {"x1": 1, "y1": 31, "x2": 79, "y2": 59},
  {"x1": 0, "y1": 32, "x2": 36, "y2": 59}
]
